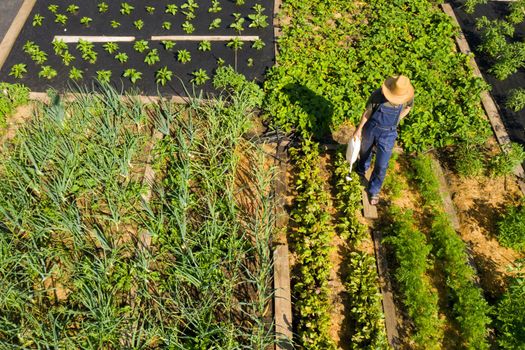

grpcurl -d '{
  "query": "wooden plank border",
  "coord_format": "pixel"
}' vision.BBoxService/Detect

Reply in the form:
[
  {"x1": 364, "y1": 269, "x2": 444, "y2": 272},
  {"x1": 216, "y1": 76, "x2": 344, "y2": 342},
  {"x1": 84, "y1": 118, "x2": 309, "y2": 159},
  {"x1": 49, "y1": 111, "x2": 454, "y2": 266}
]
[
  {"x1": 53, "y1": 35, "x2": 135, "y2": 43},
  {"x1": 151, "y1": 35, "x2": 259, "y2": 41},
  {"x1": 29, "y1": 91, "x2": 192, "y2": 105},
  {"x1": 273, "y1": 141, "x2": 293, "y2": 350},
  {"x1": 441, "y1": 3, "x2": 525, "y2": 194},
  {"x1": 0, "y1": 0, "x2": 36, "y2": 72},
  {"x1": 372, "y1": 230, "x2": 400, "y2": 347}
]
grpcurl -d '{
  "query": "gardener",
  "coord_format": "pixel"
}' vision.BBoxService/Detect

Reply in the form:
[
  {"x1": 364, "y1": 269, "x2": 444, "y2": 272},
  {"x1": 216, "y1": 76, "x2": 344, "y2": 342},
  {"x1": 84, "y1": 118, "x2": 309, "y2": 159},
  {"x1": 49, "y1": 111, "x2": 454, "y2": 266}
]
[{"x1": 352, "y1": 75, "x2": 414, "y2": 205}]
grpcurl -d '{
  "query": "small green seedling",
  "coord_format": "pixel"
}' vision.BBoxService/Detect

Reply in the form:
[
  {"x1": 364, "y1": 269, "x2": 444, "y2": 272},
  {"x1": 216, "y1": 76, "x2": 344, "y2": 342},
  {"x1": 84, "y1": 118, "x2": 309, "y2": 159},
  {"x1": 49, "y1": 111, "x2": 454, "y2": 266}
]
[
  {"x1": 66, "y1": 4, "x2": 79, "y2": 14},
  {"x1": 115, "y1": 52, "x2": 129, "y2": 63},
  {"x1": 166, "y1": 4, "x2": 178, "y2": 15},
  {"x1": 123, "y1": 69, "x2": 142, "y2": 83},
  {"x1": 69, "y1": 67, "x2": 83, "y2": 80},
  {"x1": 182, "y1": 21, "x2": 195, "y2": 34},
  {"x1": 155, "y1": 66, "x2": 173, "y2": 86},
  {"x1": 32, "y1": 14, "x2": 45, "y2": 27},
  {"x1": 252, "y1": 38, "x2": 265, "y2": 50},
  {"x1": 162, "y1": 40, "x2": 176, "y2": 50},
  {"x1": 134, "y1": 40, "x2": 149, "y2": 53},
  {"x1": 39, "y1": 65, "x2": 57, "y2": 80},
  {"x1": 209, "y1": 18, "x2": 222, "y2": 30},
  {"x1": 208, "y1": 0, "x2": 222, "y2": 13},
  {"x1": 48, "y1": 4, "x2": 59, "y2": 13},
  {"x1": 162, "y1": 21, "x2": 172, "y2": 30},
  {"x1": 81, "y1": 17, "x2": 92, "y2": 27},
  {"x1": 134, "y1": 19, "x2": 144, "y2": 30},
  {"x1": 9, "y1": 64, "x2": 27, "y2": 79},
  {"x1": 62, "y1": 51, "x2": 75, "y2": 66},
  {"x1": 248, "y1": 4, "x2": 268, "y2": 28},
  {"x1": 146, "y1": 6, "x2": 155, "y2": 14},
  {"x1": 191, "y1": 69, "x2": 210, "y2": 85},
  {"x1": 199, "y1": 40, "x2": 211, "y2": 51},
  {"x1": 144, "y1": 49, "x2": 160, "y2": 66},
  {"x1": 98, "y1": 2, "x2": 109, "y2": 13},
  {"x1": 55, "y1": 14, "x2": 68, "y2": 26},
  {"x1": 110, "y1": 20, "x2": 121, "y2": 28},
  {"x1": 120, "y1": 2, "x2": 134, "y2": 15},
  {"x1": 103, "y1": 42, "x2": 119, "y2": 54},
  {"x1": 177, "y1": 49, "x2": 191, "y2": 63},
  {"x1": 97, "y1": 70, "x2": 112, "y2": 83}
]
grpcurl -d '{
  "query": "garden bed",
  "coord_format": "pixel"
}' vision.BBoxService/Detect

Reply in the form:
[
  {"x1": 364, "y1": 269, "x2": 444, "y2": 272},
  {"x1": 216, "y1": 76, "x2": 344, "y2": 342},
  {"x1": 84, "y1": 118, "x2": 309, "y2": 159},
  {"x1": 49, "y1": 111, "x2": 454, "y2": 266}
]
[
  {"x1": 0, "y1": 0, "x2": 275, "y2": 95},
  {"x1": 449, "y1": 0, "x2": 525, "y2": 145}
]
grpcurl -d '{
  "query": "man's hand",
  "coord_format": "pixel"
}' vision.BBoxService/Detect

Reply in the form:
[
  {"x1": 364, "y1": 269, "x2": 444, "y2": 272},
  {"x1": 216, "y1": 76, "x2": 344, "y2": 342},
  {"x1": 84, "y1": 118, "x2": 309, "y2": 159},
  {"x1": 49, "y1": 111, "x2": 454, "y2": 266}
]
[{"x1": 352, "y1": 128, "x2": 362, "y2": 140}]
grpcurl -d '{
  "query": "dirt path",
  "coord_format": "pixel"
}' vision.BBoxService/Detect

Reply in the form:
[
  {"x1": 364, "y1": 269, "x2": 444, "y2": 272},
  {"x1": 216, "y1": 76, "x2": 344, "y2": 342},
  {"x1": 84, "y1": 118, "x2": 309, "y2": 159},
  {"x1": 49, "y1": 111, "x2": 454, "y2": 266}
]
[
  {"x1": 442, "y1": 163, "x2": 524, "y2": 299},
  {"x1": 0, "y1": 102, "x2": 36, "y2": 145}
]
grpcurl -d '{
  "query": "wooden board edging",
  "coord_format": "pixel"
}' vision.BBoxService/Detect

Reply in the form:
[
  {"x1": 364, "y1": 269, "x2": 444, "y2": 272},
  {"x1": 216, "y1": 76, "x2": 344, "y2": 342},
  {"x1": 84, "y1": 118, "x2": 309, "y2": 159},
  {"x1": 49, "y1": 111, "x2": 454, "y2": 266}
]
[
  {"x1": 441, "y1": 2, "x2": 525, "y2": 195},
  {"x1": 0, "y1": 0, "x2": 36, "y2": 72},
  {"x1": 372, "y1": 230, "x2": 399, "y2": 347},
  {"x1": 273, "y1": 140, "x2": 293, "y2": 350}
]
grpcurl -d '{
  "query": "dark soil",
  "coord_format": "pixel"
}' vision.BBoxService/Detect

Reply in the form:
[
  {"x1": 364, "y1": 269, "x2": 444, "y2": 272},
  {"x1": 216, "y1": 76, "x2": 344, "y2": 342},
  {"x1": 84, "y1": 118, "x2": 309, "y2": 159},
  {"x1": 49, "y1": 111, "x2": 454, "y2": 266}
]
[
  {"x1": 449, "y1": 1, "x2": 525, "y2": 145},
  {"x1": 0, "y1": 0, "x2": 275, "y2": 96}
]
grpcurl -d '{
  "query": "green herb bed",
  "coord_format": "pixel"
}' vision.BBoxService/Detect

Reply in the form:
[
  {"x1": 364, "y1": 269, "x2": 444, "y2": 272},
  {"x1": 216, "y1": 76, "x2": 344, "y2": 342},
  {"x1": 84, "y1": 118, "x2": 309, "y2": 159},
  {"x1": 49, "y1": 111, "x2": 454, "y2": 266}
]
[
  {"x1": 0, "y1": 0, "x2": 275, "y2": 95},
  {"x1": 0, "y1": 79, "x2": 275, "y2": 348},
  {"x1": 265, "y1": 0, "x2": 490, "y2": 151}
]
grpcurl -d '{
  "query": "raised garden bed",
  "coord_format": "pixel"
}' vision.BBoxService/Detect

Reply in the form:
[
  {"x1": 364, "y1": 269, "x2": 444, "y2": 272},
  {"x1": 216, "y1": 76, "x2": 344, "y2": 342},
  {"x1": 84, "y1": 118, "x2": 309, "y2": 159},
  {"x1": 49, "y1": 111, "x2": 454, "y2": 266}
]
[
  {"x1": 449, "y1": 0, "x2": 525, "y2": 145},
  {"x1": 0, "y1": 0, "x2": 275, "y2": 95}
]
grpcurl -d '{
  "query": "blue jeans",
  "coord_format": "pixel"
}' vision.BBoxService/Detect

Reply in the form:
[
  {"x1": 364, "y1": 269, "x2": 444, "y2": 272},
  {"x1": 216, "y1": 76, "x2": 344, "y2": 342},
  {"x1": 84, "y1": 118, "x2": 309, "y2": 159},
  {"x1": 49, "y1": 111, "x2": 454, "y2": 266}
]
[{"x1": 356, "y1": 123, "x2": 397, "y2": 196}]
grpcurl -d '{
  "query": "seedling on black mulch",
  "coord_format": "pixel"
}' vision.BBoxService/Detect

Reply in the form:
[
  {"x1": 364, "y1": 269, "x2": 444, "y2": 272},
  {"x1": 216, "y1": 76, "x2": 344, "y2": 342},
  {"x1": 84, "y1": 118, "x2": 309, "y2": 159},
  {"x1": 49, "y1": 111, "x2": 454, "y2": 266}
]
[
  {"x1": 177, "y1": 49, "x2": 191, "y2": 63},
  {"x1": 199, "y1": 40, "x2": 211, "y2": 51},
  {"x1": 115, "y1": 52, "x2": 128, "y2": 63},
  {"x1": 162, "y1": 21, "x2": 172, "y2": 30},
  {"x1": 62, "y1": 51, "x2": 75, "y2": 66},
  {"x1": 48, "y1": 5, "x2": 59, "y2": 13},
  {"x1": 67, "y1": 4, "x2": 79, "y2": 14},
  {"x1": 144, "y1": 49, "x2": 160, "y2": 66},
  {"x1": 209, "y1": 18, "x2": 221, "y2": 30},
  {"x1": 81, "y1": 17, "x2": 93, "y2": 27},
  {"x1": 32, "y1": 14, "x2": 44, "y2": 27},
  {"x1": 252, "y1": 38, "x2": 265, "y2": 50},
  {"x1": 146, "y1": 6, "x2": 156, "y2": 14},
  {"x1": 209, "y1": 0, "x2": 222, "y2": 13},
  {"x1": 111, "y1": 20, "x2": 121, "y2": 28},
  {"x1": 156, "y1": 66, "x2": 173, "y2": 86},
  {"x1": 134, "y1": 40, "x2": 149, "y2": 53},
  {"x1": 55, "y1": 14, "x2": 68, "y2": 26},
  {"x1": 162, "y1": 40, "x2": 176, "y2": 50},
  {"x1": 182, "y1": 21, "x2": 195, "y2": 34},
  {"x1": 39, "y1": 66, "x2": 57, "y2": 79},
  {"x1": 166, "y1": 4, "x2": 178, "y2": 15},
  {"x1": 230, "y1": 13, "x2": 245, "y2": 33},
  {"x1": 69, "y1": 67, "x2": 83, "y2": 80},
  {"x1": 134, "y1": 19, "x2": 144, "y2": 30},
  {"x1": 9, "y1": 64, "x2": 27, "y2": 79},
  {"x1": 123, "y1": 69, "x2": 142, "y2": 83},
  {"x1": 248, "y1": 4, "x2": 268, "y2": 28},
  {"x1": 120, "y1": 3, "x2": 134, "y2": 15},
  {"x1": 103, "y1": 42, "x2": 119, "y2": 54},
  {"x1": 191, "y1": 69, "x2": 209, "y2": 85},
  {"x1": 97, "y1": 70, "x2": 112, "y2": 83},
  {"x1": 98, "y1": 2, "x2": 109, "y2": 13}
]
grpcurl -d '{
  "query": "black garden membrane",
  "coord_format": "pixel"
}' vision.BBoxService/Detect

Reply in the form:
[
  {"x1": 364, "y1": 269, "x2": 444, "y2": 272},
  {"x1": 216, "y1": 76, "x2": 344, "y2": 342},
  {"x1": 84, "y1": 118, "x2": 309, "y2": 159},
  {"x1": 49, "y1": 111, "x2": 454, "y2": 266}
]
[
  {"x1": 0, "y1": 0, "x2": 275, "y2": 96},
  {"x1": 449, "y1": 1, "x2": 525, "y2": 145}
]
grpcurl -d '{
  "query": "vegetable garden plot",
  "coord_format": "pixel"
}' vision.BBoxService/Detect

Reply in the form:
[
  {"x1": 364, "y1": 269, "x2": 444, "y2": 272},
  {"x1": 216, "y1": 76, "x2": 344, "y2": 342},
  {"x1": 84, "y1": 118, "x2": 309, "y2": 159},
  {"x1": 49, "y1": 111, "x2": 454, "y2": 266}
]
[
  {"x1": 0, "y1": 81, "x2": 276, "y2": 349},
  {"x1": 0, "y1": 0, "x2": 275, "y2": 95},
  {"x1": 449, "y1": 1, "x2": 525, "y2": 145}
]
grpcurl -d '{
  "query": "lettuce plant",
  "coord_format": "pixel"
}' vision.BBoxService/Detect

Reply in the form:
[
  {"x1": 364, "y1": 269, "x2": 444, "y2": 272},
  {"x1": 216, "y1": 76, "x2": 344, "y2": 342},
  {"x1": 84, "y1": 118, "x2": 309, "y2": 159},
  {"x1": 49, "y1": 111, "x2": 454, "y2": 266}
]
[
  {"x1": 32, "y1": 14, "x2": 44, "y2": 27},
  {"x1": 9, "y1": 64, "x2": 27, "y2": 79}
]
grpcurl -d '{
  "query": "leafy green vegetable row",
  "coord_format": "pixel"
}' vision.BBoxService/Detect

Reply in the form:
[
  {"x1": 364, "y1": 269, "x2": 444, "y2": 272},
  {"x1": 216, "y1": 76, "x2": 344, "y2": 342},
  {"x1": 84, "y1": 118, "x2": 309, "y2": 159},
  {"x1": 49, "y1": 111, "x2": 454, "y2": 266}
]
[
  {"x1": 289, "y1": 139, "x2": 336, "y2": 349},
  {"x1": 265, "y1": 0, "x2": 489, "y2": 151},
  {"x1": 383, "y1": 207, "x2": 443, "y2": 349},
  {"x1": 410, "y1": 154, "x2": 490, "y2": 349},
  {"x1": 0, "y1": 83, "x2": 29, "y2": 127},
  {"x1": 334, "y1": 154, "x2": 388, "y2": 349}
]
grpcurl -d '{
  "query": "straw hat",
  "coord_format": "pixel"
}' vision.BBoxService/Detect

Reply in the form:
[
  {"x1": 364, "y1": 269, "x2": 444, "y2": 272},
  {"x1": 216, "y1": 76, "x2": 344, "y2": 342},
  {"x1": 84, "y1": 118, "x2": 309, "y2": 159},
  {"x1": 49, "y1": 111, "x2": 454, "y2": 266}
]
[{"x1": 381, "y1": 75, "x2": 414, "y2": 105}]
